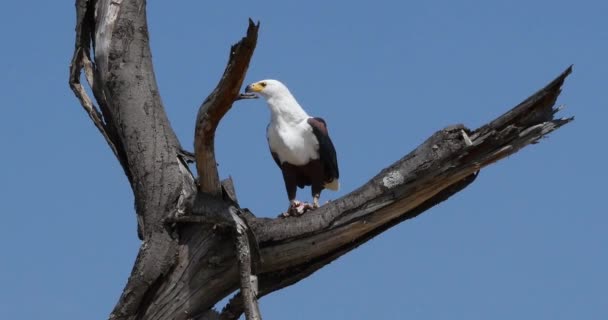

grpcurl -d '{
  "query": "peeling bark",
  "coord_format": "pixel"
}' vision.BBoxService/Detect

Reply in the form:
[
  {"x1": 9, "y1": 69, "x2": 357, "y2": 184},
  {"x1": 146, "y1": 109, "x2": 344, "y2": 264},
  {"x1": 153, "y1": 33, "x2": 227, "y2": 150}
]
[
  {"x1": 69, "y1": 1, "x2": 573, "y2": 319},
  {"x1": 232, "y1": 211, "x2": 262, "y2": 320},
  {"x1": 71, "y1": 0, "x2": 190, "y2": 318}
]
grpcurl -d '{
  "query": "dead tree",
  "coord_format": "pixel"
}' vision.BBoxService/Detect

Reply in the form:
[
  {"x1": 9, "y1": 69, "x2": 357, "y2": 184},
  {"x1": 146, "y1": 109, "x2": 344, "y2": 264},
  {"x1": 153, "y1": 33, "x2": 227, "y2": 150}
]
[{"x1": 69, "y1": 1, "x2": 573, "y2": 319}]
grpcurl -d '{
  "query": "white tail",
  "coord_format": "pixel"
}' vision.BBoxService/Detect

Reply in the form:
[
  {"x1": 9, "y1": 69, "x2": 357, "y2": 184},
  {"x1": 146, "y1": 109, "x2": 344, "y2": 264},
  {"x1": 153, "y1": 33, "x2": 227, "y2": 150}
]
[{"x1": 325, "y1": 179, "x2": 340, "y2": 191}]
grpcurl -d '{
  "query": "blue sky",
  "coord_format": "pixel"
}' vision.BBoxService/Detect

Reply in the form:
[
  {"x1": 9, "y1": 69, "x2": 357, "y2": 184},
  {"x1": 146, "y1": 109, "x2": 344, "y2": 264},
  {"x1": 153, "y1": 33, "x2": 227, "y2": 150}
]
[{"x1": 0, "y1": 0, "x2": 606, "y2": 319}]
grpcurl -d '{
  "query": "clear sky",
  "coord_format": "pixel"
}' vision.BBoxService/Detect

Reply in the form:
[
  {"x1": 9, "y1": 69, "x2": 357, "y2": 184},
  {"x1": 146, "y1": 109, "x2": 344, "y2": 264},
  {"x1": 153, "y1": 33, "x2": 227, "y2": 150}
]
[{"x1": 0, "y1": 1, "x2": 606, "y2": 319}]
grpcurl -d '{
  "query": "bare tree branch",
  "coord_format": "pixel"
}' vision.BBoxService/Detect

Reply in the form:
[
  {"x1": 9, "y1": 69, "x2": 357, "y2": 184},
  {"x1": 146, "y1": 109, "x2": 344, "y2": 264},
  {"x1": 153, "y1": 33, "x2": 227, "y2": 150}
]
[
  {"x1": 137, "y1": 67, "x2": 573, "y2": 320},
  {"x1": 69, "y1": 0, "x2": 120, "y2": 161},
  {"x1": 232, "y1": 211, "x2": 262, "y2": 320},
  {"x1": 195, "y1": 19, "x2": 259, "y2": 195},
  {"x1": 221, "y1": 173, "x2": 480, "y2": 319},
  {"x1": 235, "y1": 67, "x2": 573, "y2": 317},
  {"x1": 70, "y1": 1, "x2": 573, "y2": 318},
  {"x1": 69, "y1": 1, "x2": 196, "y2": 319},
  {"x1": 218, "y1": 67, "x2": 573, "y2": 319}
]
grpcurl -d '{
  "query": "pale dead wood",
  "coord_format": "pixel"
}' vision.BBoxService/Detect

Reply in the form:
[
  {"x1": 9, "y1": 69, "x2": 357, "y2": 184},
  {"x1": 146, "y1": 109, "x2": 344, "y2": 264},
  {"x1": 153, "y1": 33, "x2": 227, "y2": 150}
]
[
  {"x1": 232, "y1": 211, "x2": 262, "y2": 320},
  {"x1": 69, "y1": 0, "x2": 119, "y2": 160}
]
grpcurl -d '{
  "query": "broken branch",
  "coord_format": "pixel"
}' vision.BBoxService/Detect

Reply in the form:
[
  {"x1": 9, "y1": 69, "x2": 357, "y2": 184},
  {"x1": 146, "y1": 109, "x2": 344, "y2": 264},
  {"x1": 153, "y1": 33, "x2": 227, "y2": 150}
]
[
  {"x1": 69, "y1": 0, "x2": 119, "y2": 159},
  {"x1": 194, "y1": 19, "x2": 259, "y2": 195},
  {"x1": 113, "y1": 65, "x2": 573, "y2": 320}
]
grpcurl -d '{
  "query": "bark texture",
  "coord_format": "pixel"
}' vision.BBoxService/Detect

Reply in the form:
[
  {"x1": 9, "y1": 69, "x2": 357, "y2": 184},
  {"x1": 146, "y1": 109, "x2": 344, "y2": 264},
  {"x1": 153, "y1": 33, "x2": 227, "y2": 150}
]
[
  {"x1": 69, "y1": 1, "x2": 573, "y2": 319},
  {"x1": 71, "y1": 0, "x2": 190, "y2": 318},
  {"x1": 194, "y1": 19, "x2": 259, "y2": 195}
]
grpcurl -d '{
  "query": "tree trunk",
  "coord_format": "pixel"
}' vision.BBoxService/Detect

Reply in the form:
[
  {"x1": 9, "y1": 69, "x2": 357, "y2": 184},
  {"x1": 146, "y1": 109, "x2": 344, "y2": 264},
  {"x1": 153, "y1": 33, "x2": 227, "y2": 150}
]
[{"x1": 69, "y1": 1, "x2": 573, "y2": 319}]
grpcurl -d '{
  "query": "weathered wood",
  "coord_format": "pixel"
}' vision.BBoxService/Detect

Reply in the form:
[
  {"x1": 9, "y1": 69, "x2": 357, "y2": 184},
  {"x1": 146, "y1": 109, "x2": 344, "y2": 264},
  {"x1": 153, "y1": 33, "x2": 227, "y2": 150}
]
[
  {"x1": 70, "y1": 1, "x2": 573, "y2": 319},
  {"x1": 232, "y1": 211, "x2": 262, "y2": 320},
  {"x1": 194, "y1": 20, "x2": 259, "y2": 195},
  {"x1": 221, "y1": 177, "x2": 240, "y2": 206},
  {"x1": 235, "y1": 67, "x2": 571, "y2": 314},
  {"x1": 136, "y1": 68, "x2": 573, "y2": 320},
  {"x1": 70, "y1": 1, "x2": 193, "y2": 319},
  {"x1": 69, "y1": 0, "x2": 122, "y2": 171}
]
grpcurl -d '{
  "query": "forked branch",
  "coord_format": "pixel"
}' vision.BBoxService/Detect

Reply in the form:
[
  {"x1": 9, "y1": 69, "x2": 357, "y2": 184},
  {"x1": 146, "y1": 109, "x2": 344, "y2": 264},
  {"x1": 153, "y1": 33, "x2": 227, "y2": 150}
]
[{"x1": 69, "y1": 1, "x2": 574, "y2": 318}]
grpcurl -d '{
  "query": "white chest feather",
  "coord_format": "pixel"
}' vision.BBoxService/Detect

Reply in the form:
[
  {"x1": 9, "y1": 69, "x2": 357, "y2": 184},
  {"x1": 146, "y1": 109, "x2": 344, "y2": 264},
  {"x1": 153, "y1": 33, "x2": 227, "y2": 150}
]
[{"x1": 267, "y1": 119, "x2": 319, "y2": 166}]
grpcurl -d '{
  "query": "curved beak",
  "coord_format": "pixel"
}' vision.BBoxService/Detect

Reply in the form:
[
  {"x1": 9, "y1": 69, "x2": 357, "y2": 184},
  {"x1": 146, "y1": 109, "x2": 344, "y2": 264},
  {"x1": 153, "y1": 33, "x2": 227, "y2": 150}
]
[{"x1": 245, "y1": 82, "x2": 264, "y2": 93}]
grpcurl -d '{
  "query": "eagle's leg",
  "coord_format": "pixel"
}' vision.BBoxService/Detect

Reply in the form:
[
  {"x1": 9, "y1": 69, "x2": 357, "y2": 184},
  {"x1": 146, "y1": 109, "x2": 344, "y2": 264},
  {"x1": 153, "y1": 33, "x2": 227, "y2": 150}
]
[
  {"x1": 281, "y1": 167, "x2": 302, "y2": 215},
  {"x1": 311, "y1": 184, "x2": 323, "y2": 209},
  {"x1": 284, "y1": 200, "x2": 312, "y2": 217},
  {"x1": 312, "y1": 195, "x2": 320, "y2": 208}
]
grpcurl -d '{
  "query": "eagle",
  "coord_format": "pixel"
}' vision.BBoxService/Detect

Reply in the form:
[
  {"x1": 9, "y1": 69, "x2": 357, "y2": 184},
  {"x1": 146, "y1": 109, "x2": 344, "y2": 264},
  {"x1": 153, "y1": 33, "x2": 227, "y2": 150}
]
[{"x1": 245, "y1": 79, "x2": 339, "y2": 215}]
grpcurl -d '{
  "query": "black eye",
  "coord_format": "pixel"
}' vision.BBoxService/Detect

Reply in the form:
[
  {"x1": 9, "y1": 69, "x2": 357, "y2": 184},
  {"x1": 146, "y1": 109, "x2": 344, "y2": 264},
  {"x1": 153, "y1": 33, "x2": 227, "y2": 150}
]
[{"x1": 260, "y1": 82, "x2": 267, "y2": 87}]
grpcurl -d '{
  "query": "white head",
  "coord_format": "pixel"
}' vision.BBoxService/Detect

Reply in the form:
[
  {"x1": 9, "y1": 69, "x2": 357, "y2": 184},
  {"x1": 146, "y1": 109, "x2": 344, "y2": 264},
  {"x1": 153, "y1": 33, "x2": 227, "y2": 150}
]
[
  {"x1": 245, "y1": 79, "x2": 292, "y2": 100},
  {"x1": 244, "y1": 79, "x2": 308, "y2": 122}
]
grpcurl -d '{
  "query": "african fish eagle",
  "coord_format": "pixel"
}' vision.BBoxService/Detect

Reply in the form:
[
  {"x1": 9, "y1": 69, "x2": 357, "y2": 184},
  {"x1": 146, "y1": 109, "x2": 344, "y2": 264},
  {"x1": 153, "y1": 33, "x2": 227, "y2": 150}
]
[{"x1": 245, "y1": 79, "x2": 339, "y2": 214}]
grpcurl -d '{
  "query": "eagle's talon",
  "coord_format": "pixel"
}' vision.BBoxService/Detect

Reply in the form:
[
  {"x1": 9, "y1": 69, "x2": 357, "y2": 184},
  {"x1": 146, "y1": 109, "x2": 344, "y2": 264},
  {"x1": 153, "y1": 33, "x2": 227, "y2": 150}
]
[
  {"x1": 278, "y1": 200, "x2": 315, "y2": 217},
  {"x1": 312, "y1": 195, "x2": 320, "y2": 209}
]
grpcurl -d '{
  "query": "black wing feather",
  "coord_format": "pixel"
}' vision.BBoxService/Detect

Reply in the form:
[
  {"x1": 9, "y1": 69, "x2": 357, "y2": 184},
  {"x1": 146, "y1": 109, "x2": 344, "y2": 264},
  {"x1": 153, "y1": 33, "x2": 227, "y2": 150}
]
[{"x1": 308, "y1": 117, "x2": 339, "y2": 181}]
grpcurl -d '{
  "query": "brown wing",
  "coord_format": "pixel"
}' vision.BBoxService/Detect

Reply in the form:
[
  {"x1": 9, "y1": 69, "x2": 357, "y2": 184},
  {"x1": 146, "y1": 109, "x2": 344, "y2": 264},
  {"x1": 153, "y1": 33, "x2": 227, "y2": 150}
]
[{"x1": 307, "y1": 117, "x2": 339, "y2": 182}]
